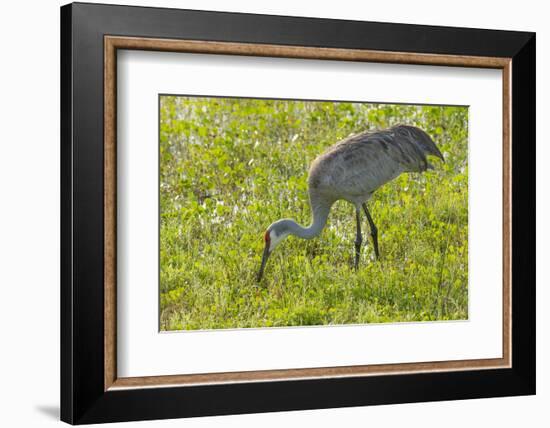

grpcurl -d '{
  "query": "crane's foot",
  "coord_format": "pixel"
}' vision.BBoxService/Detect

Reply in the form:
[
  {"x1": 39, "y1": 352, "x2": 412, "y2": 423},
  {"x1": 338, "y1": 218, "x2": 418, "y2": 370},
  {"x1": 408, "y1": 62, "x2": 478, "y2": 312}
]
[
  {"x1": 354, "y1": 240, "x2": 362, "y2": 270},
  {"x1": 371, "y1": 231, "x2": 380, "y2": 260}
]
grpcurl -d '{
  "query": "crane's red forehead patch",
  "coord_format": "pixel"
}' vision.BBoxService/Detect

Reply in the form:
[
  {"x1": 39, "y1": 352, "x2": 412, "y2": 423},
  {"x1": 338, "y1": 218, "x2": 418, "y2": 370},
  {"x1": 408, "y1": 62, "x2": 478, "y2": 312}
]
[{"x1": 264, "y1": 230, "x2": 271, "y2": 243}]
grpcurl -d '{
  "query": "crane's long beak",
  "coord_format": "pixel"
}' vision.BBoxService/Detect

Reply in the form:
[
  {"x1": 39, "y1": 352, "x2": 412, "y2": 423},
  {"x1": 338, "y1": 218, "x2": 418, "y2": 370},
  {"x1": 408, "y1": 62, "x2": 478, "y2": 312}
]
[{"x1": 257, "y1": 243, "x2": 271, "y2": 282}]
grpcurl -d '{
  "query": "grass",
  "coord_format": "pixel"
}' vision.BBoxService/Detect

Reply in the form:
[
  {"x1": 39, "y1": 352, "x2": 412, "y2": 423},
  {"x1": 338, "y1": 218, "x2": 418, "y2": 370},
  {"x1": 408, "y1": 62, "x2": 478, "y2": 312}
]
[{"x1": 159, "y1": 96, "x2": 468, "y2": 331}]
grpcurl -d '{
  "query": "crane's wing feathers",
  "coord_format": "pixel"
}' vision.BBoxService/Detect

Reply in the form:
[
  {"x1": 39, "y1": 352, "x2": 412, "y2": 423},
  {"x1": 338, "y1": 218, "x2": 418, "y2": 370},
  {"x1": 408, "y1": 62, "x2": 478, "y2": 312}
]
[
  {"x1": 308, "y1": 125, "x2": 443, "y2": 201},
  {"x1": 342, "y1": 125, "x2": 443, "y2": 173}
]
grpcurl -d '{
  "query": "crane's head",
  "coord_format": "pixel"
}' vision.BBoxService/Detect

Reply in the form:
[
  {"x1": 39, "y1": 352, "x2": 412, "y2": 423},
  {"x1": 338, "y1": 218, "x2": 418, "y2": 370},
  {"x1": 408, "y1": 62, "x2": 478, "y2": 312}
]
[{"x1": 257, "y1": 221, "x2": 291, "y2": 282}]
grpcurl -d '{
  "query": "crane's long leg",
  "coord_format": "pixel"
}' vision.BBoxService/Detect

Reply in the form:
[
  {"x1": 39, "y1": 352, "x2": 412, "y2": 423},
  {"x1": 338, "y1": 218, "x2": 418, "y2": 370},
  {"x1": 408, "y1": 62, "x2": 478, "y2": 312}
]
[
  {"x1": 354, "y1": 208, "x2": 362, "y2": 270},
  {"x1": 362, "y1": 203, "x2": 380, "y2": 260}
]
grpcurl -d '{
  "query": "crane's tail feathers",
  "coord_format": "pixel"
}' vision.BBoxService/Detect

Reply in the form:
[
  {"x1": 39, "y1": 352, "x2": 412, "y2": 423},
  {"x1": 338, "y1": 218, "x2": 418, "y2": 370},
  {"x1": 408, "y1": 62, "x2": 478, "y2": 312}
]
[
  {"x1": 432, "y1": 145, "x2": 445, "y2": 162},
  {"x1": 390, "y1": 125, "x2": 445, "y2": 170},
  {"x1": 408, "y1": 125, "x2": 445, "y2": 162}
]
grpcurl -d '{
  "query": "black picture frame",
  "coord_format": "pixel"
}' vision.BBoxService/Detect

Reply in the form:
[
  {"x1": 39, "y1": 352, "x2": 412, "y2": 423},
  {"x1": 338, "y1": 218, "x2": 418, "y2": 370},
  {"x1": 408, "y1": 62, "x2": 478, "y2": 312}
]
[{"x1": 61, "y1": 2, "x2": 535, "y2": 424}]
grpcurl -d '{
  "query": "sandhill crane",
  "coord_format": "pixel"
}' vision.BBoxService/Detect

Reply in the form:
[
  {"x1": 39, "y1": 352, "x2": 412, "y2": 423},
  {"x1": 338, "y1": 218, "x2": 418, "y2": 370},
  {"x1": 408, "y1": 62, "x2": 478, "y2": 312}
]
[{"x1": 257, "y1": 124, "x2": 444, "y2": 281}]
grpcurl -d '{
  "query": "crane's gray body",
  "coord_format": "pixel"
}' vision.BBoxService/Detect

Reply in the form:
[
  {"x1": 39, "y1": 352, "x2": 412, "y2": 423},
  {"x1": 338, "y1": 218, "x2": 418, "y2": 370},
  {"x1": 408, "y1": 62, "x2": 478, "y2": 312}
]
[{"x1": 308, "y1": 125, "x2": 444, "y2": 210}]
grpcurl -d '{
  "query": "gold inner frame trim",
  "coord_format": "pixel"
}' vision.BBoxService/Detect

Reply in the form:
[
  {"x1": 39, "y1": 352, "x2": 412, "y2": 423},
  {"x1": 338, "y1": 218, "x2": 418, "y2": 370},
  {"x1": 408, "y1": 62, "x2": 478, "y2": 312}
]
[{"x1": 104, "y1": 35, "x2": 512, "y2": 391}]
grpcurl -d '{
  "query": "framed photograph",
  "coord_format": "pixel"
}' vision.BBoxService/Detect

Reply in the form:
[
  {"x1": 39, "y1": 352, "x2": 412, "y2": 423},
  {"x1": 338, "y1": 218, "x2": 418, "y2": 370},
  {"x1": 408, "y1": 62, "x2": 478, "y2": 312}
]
[{"x1": 60, "y1": 2, "x2": 535, "y2": 424}]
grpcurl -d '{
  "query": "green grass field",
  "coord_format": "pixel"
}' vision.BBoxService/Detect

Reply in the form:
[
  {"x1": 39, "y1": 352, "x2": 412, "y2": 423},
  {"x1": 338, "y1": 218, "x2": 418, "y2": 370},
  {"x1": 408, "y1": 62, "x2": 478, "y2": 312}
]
[{"x1": 159, "y1": 96, "x2": 468, "y2": 331}]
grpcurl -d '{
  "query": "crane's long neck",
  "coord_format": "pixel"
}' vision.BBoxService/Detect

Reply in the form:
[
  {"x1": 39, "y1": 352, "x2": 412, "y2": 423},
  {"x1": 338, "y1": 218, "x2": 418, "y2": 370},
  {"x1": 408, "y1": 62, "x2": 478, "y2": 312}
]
[{"x1": 288, "y1": 197, "x2": 333, "y2": 240}]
